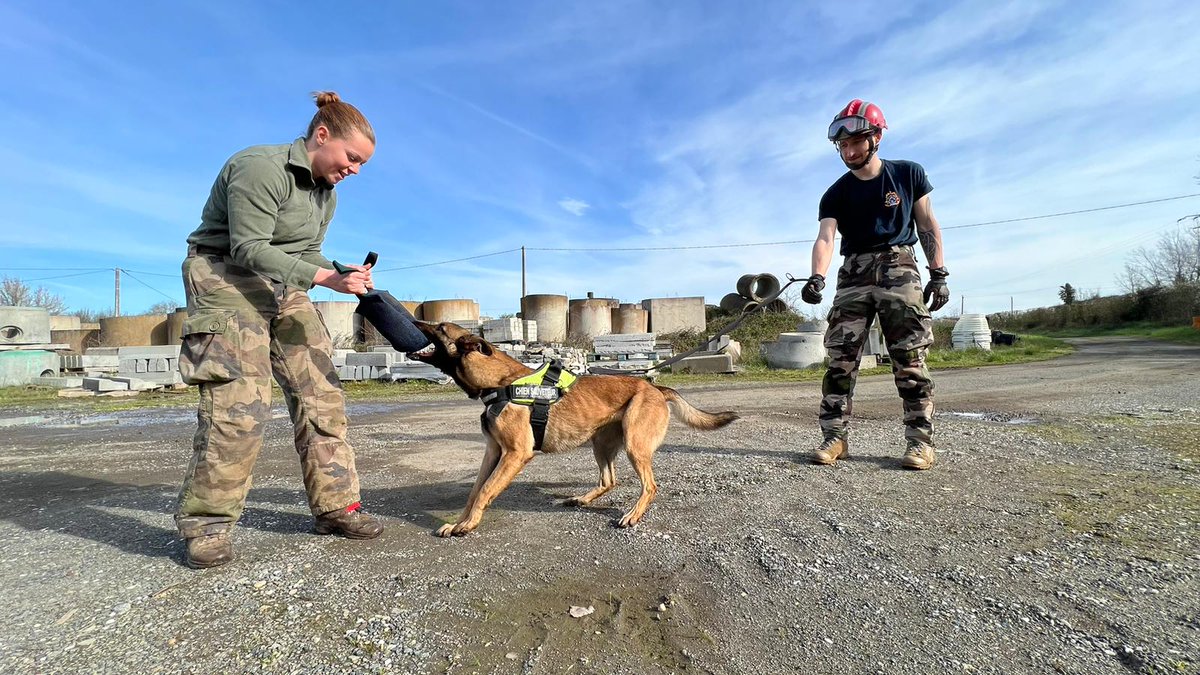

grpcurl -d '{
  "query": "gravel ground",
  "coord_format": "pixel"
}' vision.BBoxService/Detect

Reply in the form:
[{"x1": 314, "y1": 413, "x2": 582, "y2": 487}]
[{"x1": 0, "y1": 337, "x2": 1197, "y2": 674}]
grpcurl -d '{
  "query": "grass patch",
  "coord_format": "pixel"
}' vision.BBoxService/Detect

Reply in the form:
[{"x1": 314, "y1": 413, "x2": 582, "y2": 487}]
[
  {"x1": 0, "y1": 378, "x2": 460, "y2": 413},
  {"x1": 1037, "y1": 463, "x2": 1200, "y2": 559},
  {"x1": 656, "y1": 334, "x2": 1072, "y2": 387},
  {"x1": 1036, "y1": 323, "x2": 1200, "y2": 345}
]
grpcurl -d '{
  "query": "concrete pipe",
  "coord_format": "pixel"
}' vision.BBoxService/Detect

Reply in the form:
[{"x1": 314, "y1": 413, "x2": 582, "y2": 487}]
[
  {"x1": 719, "y1": 292, "x2": 750, "y2": 313},
  {"x1": 568, "y1": 298, "x2": 613, "y2": 342},
  {"x1": 521, "y1": 294, "x2": 568, "y2": 343},
  {"x1": 99, "y1": 315, "x2": 169, "y2": 347},
  {"x1": 421, "y1": 299, "x2": 480, "y2": 324},
  {"x1": 762, "y1": 332, "x2": 828, "y2": 370},
  {"x1": 314, "y1": 301, "x2": 360, "y2": 348},
  {"x1": 166, "y1": 308, "x2": 188, "y2": 344},
  {"x1": 51, "y1": 329, "x2": 100, "y2": 354},
  {"x1": 611, "y1": 303, "x2": 648, "y2": 334},
  {"x1": 736, "y1": 273, "x2": 782, "y2": 302}
]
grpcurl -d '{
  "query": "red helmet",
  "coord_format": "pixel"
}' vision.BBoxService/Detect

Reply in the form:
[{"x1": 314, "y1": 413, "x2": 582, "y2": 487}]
[{"x1": 828, "y1": 99, "x2": 887, "y2": 142}]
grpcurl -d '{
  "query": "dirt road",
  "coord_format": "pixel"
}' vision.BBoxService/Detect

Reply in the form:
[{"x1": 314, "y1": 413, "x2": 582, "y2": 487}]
[{"x1": 0, "y1": 337, "x2": 1197, "y2": 673}]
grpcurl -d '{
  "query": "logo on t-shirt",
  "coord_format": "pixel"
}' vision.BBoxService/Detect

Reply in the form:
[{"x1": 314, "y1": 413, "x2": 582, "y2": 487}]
[{"x1": 883, "y1": 191, "x2": 900, "y2": 207}]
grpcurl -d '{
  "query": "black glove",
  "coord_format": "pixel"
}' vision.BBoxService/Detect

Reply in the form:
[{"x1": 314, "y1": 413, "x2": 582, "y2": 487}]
[
  {"x1": 801, "y1": 274, "x2": 826, "y2": 304},
  {"x1": 924, "y1": 267, "x2": 950, "y2": 312}
]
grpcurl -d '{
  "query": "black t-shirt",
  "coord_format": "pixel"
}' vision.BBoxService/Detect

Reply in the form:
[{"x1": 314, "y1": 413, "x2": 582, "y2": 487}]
[{"x1": 818, "y1": 159, "x2": 933, "y2": 255}]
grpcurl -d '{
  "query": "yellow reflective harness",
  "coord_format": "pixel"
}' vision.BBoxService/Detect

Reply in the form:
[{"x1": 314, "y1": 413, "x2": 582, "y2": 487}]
[{"x1": 479, "y1": 360, "x2": 578, "y2": 451}]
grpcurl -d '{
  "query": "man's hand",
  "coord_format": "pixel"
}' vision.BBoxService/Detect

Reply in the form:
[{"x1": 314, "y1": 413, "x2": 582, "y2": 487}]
[
  {"x1": 924, "y1": 267, "x2": 950, "y2": 311},
  {"x1": 801, "y1": 274, "x2": 826, "y2": 304}
]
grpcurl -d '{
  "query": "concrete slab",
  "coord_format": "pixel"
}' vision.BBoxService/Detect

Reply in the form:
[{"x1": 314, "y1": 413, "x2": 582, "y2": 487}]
[
  {"x1": 672, "y1": 353, "x2": 735, "y2": 374},
  {"x1": 31, "y1": 376, "x2": 85, "y2": 389},
  {"x1": 117, "y1": 345, "x2": 182, "y2": 357},
  {"x1": 111, "y1": 376, "x2": 160, "y2": 391},
  {"x1": 83, "y1": 377, "x2": 129, "y2": 392}
]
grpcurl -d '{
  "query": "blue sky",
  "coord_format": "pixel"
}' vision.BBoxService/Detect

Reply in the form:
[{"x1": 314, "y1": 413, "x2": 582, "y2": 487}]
[{"x1": 3, "y1": 0, "x2": 1199, "y2": 318}]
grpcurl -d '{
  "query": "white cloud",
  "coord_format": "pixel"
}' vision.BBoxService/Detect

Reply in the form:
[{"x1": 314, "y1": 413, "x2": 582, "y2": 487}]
[{"x1": 557, "y1": 198, "x2": 590, "y2": 216}]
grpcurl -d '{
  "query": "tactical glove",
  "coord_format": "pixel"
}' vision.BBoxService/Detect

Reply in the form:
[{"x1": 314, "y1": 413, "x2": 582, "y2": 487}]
[
  {"x1": 801, "y1": 274, "x2": 826, "y2": 304},
  {"x1": 924, "y1": 267, "x2": 950, "y2": 312}
]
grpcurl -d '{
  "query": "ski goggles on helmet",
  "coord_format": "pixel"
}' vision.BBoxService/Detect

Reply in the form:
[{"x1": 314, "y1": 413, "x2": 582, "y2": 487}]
[{"x1": 827, "y1": 116, "x2": 877, "y2": 142}]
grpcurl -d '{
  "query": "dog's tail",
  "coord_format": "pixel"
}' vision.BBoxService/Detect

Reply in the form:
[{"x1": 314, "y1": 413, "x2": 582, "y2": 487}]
[{"x1": 655, "y1": 386, "x2": 738, "y2": 430}]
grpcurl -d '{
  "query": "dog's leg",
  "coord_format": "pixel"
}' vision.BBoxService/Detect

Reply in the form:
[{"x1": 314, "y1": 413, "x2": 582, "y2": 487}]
[
  {"x1": 616, "y1": 394, "x2": 670, "y2": 528},
  {"x1": 564, "y1": 425, "x2": 622, "y2": 507},
  {"x1": 437, "y1": 440, "x2": 534, "y2": 537},
  {"x1": 436, "y1": 438, "x2": 502, "y2": 537}
]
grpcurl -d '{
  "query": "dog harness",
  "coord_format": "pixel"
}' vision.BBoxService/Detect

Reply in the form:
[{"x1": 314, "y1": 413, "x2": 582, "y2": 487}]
[{"x1": 480, "y1": 360, "x2": 577, "y2": 451}]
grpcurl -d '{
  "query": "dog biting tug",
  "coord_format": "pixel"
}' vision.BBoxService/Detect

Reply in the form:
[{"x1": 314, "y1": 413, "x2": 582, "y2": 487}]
[{"x1": 409, "y1": 320, "x2": 739, "y2": 537}]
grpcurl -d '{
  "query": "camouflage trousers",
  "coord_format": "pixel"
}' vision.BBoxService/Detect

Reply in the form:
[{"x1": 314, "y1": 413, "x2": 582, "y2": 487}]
[
  {"x1": 820, "y1": 246, "x2": 935, "y2": 445},
  {"x1": 175, "y1": 247, "x2": 359, "y2": 538}
]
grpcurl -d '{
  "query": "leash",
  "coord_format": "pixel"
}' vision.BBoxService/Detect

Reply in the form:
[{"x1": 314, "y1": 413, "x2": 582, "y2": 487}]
[{"x1": 587, "y1": 273, "x2": 804, "y2": 377}]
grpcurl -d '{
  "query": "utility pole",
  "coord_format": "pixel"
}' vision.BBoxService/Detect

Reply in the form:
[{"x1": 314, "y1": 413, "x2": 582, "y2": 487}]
[
  {"x1": 1010, "y1": 296, "x2": 1014, "y2": 314},
  {"x1": 114, "y1": 268, "x2": 121, "y2": 317},
  {"x1": 960, "y1": 295, "x2": 964, "y2": 315},
  {"x1": 520, "y1": 246, "x2": 527, "y2": 342}
]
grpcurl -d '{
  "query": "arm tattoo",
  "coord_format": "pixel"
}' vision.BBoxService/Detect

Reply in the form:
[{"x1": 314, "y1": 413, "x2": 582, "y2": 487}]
[{"x1": 918, "y1": 229, "x2": 939, "y2": 264}]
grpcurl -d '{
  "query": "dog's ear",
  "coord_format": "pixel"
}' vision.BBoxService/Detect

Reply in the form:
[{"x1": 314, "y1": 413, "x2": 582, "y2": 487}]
[{"x1": 456, "y1": 335, "x2": 494, "y2": 357}]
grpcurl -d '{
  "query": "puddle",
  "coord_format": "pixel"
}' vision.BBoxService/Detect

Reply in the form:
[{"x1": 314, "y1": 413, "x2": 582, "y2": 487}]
[
  {"x1": 943, "y1": 411, "x2": 1039, "y2": 425},
  {"x1": 0, "y1": 415, "x2": 51, "y2": 428}
]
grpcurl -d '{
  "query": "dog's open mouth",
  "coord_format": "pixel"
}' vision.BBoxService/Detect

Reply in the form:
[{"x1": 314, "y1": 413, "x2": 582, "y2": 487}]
[{"x1": 408, "y1": 343, "x2": 437, "y2": 360}]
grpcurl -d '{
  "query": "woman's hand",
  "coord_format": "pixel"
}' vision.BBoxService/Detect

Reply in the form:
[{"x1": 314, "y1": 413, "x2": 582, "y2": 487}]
[{"x1": 314, "y1": 263, "x2": 374, "y2": 295}]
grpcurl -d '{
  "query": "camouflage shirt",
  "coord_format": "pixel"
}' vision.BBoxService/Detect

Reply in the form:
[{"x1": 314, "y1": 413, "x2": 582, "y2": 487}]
[{"x1": 187, "y1": 138, "x2": 337, "y2": 289}]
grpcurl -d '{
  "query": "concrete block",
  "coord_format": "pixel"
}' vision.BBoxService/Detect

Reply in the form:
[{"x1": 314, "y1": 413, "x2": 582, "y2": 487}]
[
  {"x1": 32, "y1": 376, "x2": 85, "y2": 389},
  {"x1": 859, "y1": 354, "x2": 878, "y2": 369},
  {"x1": 641, "y1": 297, "x2": 706, "y2": 334},
  {"x1": 111, "y1": 376, "x2": 160, "y2": 391},
  {"x1": 85, "y1": 347, "x2": 120, "y2": 356},
  {"x1": 672, "y1": 353, "x2": 735, "y2": 374},
  {"x1": 82, "y1": 354, "x2": 119, "y2": 369},
  {"x1": 83, "y1": 377, "x2": 129, "y2": 392},
  {"x1": 57, "y1": 389, "x2": 95, "y2": 398},
  {"x1": 482, "y1": 318, "x2": 536, "y2": 343},
  {"x1": 117, "y1": 345, "x2": 182, "y2": 357},
  {"x1": 50, "y1": 315, "x2": 82, "y2": 331},
  {"x1": 0, "y1": 350, "x2": 59, "y2": 386},
  {"x1": 346, "y1": 352, "x2": 394, "y2": 367},
  {"x1": 0, "y1": 307, "x2": 52, "y2": 344},
  {"x1": 593, "y1": 333, "x2": 656, "y2": 355}
]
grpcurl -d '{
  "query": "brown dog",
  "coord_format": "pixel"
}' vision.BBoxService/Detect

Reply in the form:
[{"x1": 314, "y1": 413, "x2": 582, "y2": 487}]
[{"x1": 411, "y1": 321, "x2": 738, "y2": 537}]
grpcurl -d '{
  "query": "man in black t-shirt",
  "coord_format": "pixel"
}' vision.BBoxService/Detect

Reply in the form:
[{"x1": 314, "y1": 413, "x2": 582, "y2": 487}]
[{"x1": 800, "y1": 100, "x2": 951, "y2": 470}]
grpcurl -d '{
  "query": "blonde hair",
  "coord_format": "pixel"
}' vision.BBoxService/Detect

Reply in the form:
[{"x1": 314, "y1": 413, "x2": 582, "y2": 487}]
[{"x1": 305, "y1": 91, "x2": 375, "y2": 144}]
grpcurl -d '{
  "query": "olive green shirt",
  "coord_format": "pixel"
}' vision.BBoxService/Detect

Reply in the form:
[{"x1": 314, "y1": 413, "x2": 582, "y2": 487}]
[{"x1": 187, "y1": 138, "x2": 336, "y2": 290}]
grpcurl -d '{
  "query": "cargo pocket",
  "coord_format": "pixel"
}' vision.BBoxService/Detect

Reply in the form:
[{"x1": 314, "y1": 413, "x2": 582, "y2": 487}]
[{"x1": 178, "y1": 309, "x2": 242, "y2": 385}]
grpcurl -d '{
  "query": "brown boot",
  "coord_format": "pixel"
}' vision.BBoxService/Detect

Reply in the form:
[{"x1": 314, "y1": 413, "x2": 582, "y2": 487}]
[
  {"x1": 185, "y1": 533, "x2": 233, "y2": 569},
  {"x1": 901, "y1": 441, "x2": 936, "y2": 470},
  {"x1": 314, "y1": 503, "x2": 384, "y2": 540},
  {"x1": 811, "y1": 436, "x2": 849, "y2": 465}
]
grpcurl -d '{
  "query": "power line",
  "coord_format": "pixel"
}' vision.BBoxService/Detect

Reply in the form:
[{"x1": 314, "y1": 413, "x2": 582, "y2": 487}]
[
  {"x1": 943, "y1": 193, "x2": 1200, "y2": 231},
  {"x1": 375, "y1": 248, "x2": 521, "y2": 272},
  {"x1": 16, "y1": 269, "x2": 112, "y2": 283},
  {"x1": 117, "y1": 268, "x2": 180, "y2": 305},
  {"x1": 0, "y1": 267, "x2": 110, "y2": 272}
]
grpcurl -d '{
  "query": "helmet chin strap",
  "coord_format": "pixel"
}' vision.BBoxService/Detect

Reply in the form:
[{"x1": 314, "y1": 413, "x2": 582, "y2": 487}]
[{"x1": 842, "y1": 135, "x2": 878, "y2": 170}]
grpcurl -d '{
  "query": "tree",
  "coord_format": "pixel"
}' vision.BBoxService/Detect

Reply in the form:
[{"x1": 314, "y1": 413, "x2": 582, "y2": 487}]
[
  {"x1": 1058, "y1": 283, "x2": 1077, "y2": 305},
  {"x1": 1117, "y1": 226, "x2": 1200, "y2": 292},
  {"x1": 145, "y1": 300, "x2": 182, "y2": 315},
  {"x1": 0, "y1": 276, "x2": 68, "y2": 314}
]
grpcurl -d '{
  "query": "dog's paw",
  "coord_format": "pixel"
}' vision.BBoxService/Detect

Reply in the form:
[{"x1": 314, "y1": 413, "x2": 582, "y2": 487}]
[
  {"x1": 435, "y1": 522, "x2": 476, "y2": 537},
  {"x1": 615, "y1": 512, "x2": 643, "y2": 528}
]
